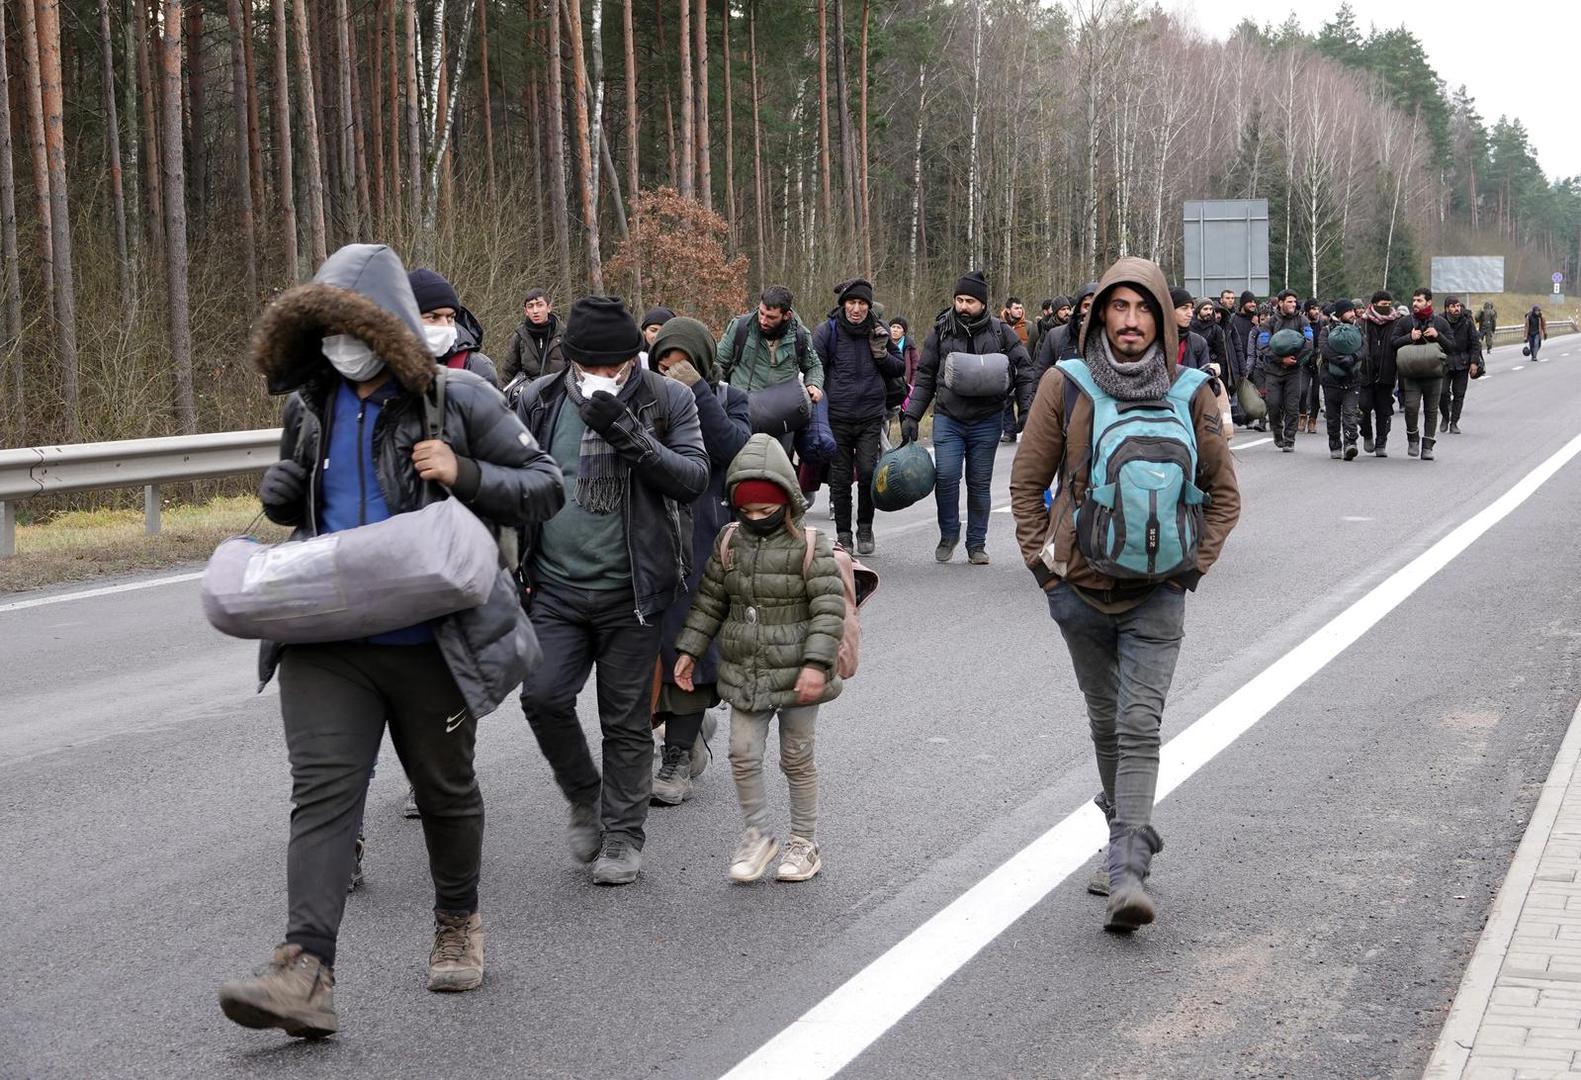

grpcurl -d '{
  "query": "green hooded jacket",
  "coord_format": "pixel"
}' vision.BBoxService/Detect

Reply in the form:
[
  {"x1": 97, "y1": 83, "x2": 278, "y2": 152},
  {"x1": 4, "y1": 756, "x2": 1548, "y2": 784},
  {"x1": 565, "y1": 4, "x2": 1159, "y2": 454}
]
[{"x1": 675, "y1": 434, "x2": 845, "y2": 712}]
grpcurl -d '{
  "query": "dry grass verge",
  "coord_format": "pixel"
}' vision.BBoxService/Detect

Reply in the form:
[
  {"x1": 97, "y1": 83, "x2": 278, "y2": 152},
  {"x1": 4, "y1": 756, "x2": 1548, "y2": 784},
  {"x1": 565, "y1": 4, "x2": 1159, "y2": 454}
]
[{"x1": 0, "y1": 495, "x2": 286, "y2": 596}]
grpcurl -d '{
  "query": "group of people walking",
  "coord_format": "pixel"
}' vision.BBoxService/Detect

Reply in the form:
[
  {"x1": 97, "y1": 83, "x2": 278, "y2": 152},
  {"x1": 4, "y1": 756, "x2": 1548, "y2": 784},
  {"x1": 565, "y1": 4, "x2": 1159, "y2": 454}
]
[{"x1": 220, "y1": 236, "x2": 1539, "y2": 1043}]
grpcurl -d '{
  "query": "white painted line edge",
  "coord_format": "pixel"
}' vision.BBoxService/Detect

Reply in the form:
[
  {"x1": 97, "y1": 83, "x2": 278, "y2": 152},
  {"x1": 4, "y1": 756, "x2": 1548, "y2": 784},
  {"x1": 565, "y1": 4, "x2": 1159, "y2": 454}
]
[
  {"x1": 720, "y1": 428, "x2": 1581, "y2": 1080},
  {"x1": 1422, "y1": 694, "x2": 1581, "y2": 1080},
  {"x1": 1233, "y1": 436, "x2": 1274, "y2": 449},
  {"x1": 0, "y1": 571, "x2": 203, "y2": 613}
]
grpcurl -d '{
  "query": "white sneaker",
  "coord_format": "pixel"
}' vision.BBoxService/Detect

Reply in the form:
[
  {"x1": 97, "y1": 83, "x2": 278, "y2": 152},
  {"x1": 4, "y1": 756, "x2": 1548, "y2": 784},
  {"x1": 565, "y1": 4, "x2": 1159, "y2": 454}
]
[
  {"x1": 729, "y1": 826, "x2": 780, "y2": 883},
  {"x1": 775, "y1": 835, "x2": 822, "y2": 882}
]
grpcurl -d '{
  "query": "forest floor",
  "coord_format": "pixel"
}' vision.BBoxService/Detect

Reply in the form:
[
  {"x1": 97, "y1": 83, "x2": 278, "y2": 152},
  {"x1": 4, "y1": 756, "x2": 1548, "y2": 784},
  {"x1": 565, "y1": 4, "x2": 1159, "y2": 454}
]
[{"x1": 0, "y1": 495, "x2": 285, "y2": 594}]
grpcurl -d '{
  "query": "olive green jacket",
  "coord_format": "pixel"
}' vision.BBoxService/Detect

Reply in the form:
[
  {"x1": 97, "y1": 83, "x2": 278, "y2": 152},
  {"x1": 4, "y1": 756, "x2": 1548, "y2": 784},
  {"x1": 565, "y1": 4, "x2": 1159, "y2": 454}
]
[{"x1": 675, "y1": 434, "x2": 845, "y2": 712}]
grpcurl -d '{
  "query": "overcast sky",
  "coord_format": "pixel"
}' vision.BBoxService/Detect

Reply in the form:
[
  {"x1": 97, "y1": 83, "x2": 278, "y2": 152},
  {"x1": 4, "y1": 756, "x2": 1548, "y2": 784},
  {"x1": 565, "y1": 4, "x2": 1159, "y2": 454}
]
[{"x1": 1170, "y1": 0, "x2": 1577, "y2": 182}]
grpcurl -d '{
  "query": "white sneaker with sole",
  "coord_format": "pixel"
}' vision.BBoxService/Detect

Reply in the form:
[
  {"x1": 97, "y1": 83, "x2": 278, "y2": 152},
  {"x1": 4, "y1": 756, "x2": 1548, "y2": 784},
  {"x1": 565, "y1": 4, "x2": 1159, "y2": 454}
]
[
  {"x1": 775, "y1": 836, "x2": 821, "y2": 882},
  {"x1": 729, "y1": 826, "x2": 780, "y2": 883}
]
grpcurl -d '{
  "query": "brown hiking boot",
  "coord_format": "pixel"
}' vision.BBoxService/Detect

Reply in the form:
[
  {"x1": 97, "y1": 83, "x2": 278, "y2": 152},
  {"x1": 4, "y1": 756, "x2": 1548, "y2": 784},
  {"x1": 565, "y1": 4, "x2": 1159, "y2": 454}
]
[
  {"x1": 427, "y1": 911, "x2": 485, "y2": 992},
  {"x1": 218, "y1": 943, "x2": 338, "y2": 1039}
]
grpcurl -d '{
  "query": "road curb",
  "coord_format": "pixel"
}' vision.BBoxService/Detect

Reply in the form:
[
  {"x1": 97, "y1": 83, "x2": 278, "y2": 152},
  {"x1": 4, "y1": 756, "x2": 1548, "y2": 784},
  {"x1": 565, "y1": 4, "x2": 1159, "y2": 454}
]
[{"x1": 1423, "y1": 693, "x2": 1581, "y2": 1079}]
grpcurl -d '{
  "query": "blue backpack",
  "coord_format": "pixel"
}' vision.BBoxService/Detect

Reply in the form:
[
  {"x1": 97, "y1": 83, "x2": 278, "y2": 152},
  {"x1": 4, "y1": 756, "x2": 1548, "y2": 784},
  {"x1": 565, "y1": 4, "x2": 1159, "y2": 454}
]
[{"x1": 1056, "y1": 358, "x2": 1210, "y2": 581}]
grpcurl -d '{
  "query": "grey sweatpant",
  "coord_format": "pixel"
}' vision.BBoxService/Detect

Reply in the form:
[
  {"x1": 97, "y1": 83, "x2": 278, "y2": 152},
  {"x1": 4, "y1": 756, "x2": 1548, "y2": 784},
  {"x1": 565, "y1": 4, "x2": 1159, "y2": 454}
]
[
  {"x1": 1400, "y1": 375, "x2": 1444, "y2": 441},
  {"x1": 1046, "y1": 583, "x2": 1186, "y2": 827},
  {"x1": 278, "y1": 641, "x2": 483, "y2": 967},
  {"x1": 729, "y1": 704, "x2": 820, "y2": 839}
]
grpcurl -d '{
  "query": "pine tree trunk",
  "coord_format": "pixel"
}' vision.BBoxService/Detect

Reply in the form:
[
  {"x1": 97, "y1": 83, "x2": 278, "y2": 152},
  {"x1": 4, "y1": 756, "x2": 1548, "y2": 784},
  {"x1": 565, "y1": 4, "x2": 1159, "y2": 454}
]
[
  {"x1": 224, "y1": 0, "x2": 258, "y2": 305},
  {"x1": 858, "y1": 0, "x2": 870, "y2": 275},
  {"x1": 122, "y1": 11, "x2": 143, "y2": 259},
  {"x1": 370, "y1": 0, "x2": 386, "y2": 230},
  {"x1": 184, "y1": 0, "x2": 206, "y2": 235},
  {"x1": 334, "y1": 0, "x2": 359, "y2": 233},
  {"x1": 135, "y1": 0, "x2": 164, "y2": 262},
  {"x1": 693, "y1": 0, "x2": 710, "y2": 211},
  {"x1": 159, "y1": 0, "x2": 195, "y2": 433},
  {"x1": 18, "y1": 0, "x2": 54, "y2": 304},
  {"x1": 271, "y1": 0, "x2": 298, "y2": 278},
  {"x1": 815, "y1": 0, "x2": 831, "y2": 232},
  {"x1": 562, "y1": 0, "x2": 603, "y2": 291},
  {"x1": 831, "y1": 0, "x2": 855, "y2": 232},
  {"x1": 240, "y1": 0, "x2": 265, "y2": 225},
  {"x1": 38, "y1": 0, "x2": 78, "y2": 437},
  {"x1": 721, "y1": 0, "x2": 734, "y2": 241},
  {"x1": 101, "y1": 0, "x2": 133, "y2": 310},
  {"x1": 0, "y1": 0, "x2": 22, "y2": 437},
  {"x1": 544, "y1": 0, "x2": 572, "y2": 297},
  {"x1": 294, "y1": 0, "x2": 328, "y2": 264},
  {"x1": 623, "y1": 0, "x2": 640, "y2": 307},
  {"x1": 385, "y1": 0, "x2": 399, "y2": 228},
  {"x1": 678, "y1": 0, "x2": 694, "y2": 200},
  {"x1": 403, "y1": 0, "x2": 421, "y2": 235},
  {"x1": 748, "y1": 0, "x2": 764, "y2": 281},
  {"x1": 478, "y1": 0, "x2": 496, "y2": 203},
  {"x1": 347, "y1": 22, "x2": 372, "y2": 233}
]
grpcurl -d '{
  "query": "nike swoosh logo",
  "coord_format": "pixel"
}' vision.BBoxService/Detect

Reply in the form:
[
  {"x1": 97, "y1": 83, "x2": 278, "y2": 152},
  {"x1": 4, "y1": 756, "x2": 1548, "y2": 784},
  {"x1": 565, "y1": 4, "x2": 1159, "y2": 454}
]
[{"x1": 445, "y1": 710, "x2": 468, "y2": 733}]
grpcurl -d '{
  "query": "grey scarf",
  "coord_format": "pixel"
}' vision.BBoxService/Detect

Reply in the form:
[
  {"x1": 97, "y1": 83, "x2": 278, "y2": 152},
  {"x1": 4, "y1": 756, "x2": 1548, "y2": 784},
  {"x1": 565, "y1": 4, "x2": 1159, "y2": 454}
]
[
  {"x1": 1084, "y1": 329, "x2": 1172, "y2": 401},
  {"x1": 563, "y1": 364, "x2": 638, "y2": 515}
]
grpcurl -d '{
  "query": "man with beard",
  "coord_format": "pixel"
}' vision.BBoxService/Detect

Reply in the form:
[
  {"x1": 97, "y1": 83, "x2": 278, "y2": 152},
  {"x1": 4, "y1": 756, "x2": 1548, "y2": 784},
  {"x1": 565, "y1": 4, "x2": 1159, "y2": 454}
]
[
  {"x1": 1357, "y1": 290, "x2": 1401, "y2": 458},
  {"x1": 1033, "y1": 282, "x2": 1098, "y2": 382},
  {"x1": 1000, "y1": 297, "x2": 1032, "y2": 443},
  {"x1": 1391, "y1": 288, "x2": 1451, "y2": 461},
  {"x1": 1256, "y1": 289, "x2": 1311, "y2": 451},
  {"x1": 1227, "y1": 291, "x2": 1261, "y2": 428},
  {"x1": 900, "y1": 270, "x2": 1035, "y2": 566},
  {"x1": 716, "y1": 285, "x2": 826, "y2": 398},
  {"x1": 1438, "y1": 296, "x2": 1482, "y2": 434},
  {"x1": 1010, "y1": 256, "x2": 1239, "y2": 932},
  {"x1": 1190, "y1": 299, "x2": 1228, "y2": 378},
  {"x1": 814, "y1": 278, "x2": 906, "y2": 554}
]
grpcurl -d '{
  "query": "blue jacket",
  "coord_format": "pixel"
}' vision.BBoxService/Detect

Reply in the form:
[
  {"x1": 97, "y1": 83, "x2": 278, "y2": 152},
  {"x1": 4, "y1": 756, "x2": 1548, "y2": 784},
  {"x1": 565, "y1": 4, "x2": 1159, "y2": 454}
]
[{"x1": 815, "y1": 315, "x2": 905, "y2": 424}]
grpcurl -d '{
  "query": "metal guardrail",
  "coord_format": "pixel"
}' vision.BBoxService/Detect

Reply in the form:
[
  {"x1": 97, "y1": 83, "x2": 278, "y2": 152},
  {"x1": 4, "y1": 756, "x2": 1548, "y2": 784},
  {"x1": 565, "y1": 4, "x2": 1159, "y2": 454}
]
[
  {"x1": 0, "y1": 429, "x2": 283, "y2": 557},
  {"x1": 1494, "y1": 319, "x2": 1575, "y2": 342}
]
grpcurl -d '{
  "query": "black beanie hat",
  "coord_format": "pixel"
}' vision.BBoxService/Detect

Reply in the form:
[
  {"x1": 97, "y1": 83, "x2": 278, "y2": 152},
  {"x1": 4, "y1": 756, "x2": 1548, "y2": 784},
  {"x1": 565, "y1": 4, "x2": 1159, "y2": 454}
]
[
  {"x1": 1331, "y1": 297, "x2": 1355, "y2": 317},
  {"x1": 953, "y1": 270, "x2": 989, "y2": 304},
  {"x1": 836, "y1": 278, "x2": 875, "y2": 305},
  {"x1": 563, "y1": 295, "x2": 643, "y2": 366},
  {"x1": 1371, "y1": 289, "x2": 1393, "y2": 304},
  {"x1": 407, "y1": 268, "x2": 461, "y2": 314},
  {"x1": 1169, "y1": 286, "x2": 1194, "y2": 309},
  {"x1": 640, "y1": 306, "x2": 675, "y2": 330},
  {"x1": 1238, "y1": 290, "x2": 1257, "y2": 307},
  {"x1": 1445, "y1": 295, "x2": 1462, "y2": 308}
]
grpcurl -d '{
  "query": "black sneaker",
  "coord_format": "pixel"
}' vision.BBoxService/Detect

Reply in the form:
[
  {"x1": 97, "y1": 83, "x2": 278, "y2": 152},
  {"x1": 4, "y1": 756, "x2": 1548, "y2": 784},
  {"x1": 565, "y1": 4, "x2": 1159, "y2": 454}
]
[
  {"x1": 346, "y1": 835, "x2": 365, "y2": 893},
  {"x1": 837, "y1": 532, "x2": 854, "y2": 552},
  {"x1": 1343, "y1": 444, "x2": 1358, "y2": 460},
  {"x1": 592, "y1": 837, "x2": 642, "y2": 886},
  {"x1": 1000, "y1": 433, "x2": 1018, "y2": 444},
  {"x1": 1363, "y1": 436, "x2": 1375, "y2": 454},
  {"x1": 857, "y1": 528, "x2": 875, "y2": 556},
  {"x1": 935, "y1": 537, "x2": 958, "y2": 563},
  {"x1": 967, "y1": 548, "x2": 991, "y2": 566},
  {"x1": 1449, "y1": 421, "x2": 1461, "y2": 434}
]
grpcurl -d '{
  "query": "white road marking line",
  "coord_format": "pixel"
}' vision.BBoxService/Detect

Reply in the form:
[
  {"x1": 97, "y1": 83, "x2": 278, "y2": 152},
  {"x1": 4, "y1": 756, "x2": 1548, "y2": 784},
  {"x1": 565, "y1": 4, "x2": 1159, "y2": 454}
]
[
  {"x1": 0, "y1": 571, "x2": 203, "y2": 613},
  {"x1": 1234, "y1": 436, "x2": 1274, "y2": 449},
  {"x1": 720, "y1": 427, "x2": 1581, "y2": 1080}
]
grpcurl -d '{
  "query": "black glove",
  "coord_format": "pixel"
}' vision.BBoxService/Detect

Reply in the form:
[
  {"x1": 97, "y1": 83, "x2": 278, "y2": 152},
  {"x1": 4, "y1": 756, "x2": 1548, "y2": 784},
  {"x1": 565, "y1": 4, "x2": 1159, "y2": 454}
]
[
  {"x1": 579, "y1": 390, "x2": 630, "y2": 435},
  {"x1": 259, "y1": 459, "x2": 307, "y2": 511},
  {"x1": 900, "y1": 416, "x2": 920, "y2": 445}
]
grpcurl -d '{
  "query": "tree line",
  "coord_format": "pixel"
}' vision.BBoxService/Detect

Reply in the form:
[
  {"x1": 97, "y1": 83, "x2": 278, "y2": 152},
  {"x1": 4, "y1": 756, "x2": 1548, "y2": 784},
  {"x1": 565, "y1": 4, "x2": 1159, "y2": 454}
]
[{"x1": 0, "y1": 0, "x2": 1575, "y2": 447}]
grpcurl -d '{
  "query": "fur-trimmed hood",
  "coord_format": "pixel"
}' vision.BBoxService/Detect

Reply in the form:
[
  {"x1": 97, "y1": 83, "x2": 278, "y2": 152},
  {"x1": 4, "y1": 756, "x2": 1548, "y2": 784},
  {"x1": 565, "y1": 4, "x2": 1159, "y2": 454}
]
[{"x1": 251, "y1": 243, "x2": 434, "y2": 396}]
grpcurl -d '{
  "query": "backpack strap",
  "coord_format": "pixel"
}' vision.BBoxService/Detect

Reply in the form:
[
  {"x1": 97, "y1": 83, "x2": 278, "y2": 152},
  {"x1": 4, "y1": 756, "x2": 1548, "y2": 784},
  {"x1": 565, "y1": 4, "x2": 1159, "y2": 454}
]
[
  {"x1": 730, "y1": 314, "x2": 752, "y2": 376},
  {"x1": 802, "y1": 525, "x2": 818, "y2": 578},
  {"x1": 1166, "y1": 366, "x2": 1211, "y2": 407},
  {"x1": 718, "y1": 522, "x2": 740, "y2": 572},
  {"x1": 422, "y1": 366, "x2": 448, "y2": 441}
]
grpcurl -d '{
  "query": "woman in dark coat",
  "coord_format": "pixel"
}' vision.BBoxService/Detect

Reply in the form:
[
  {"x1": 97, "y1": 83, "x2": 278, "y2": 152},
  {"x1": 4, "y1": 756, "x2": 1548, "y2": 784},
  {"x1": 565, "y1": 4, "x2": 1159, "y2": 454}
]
[{"x1": 647, "y1": 316, "x2": 753, "y2": 804}]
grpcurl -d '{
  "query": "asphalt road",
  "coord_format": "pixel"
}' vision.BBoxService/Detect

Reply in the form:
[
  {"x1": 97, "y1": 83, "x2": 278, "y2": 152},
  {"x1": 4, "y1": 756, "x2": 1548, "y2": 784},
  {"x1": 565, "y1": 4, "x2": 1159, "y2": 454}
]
[{"x1": 3, "y1": 335, "x2": 1581, "y2": 1080}]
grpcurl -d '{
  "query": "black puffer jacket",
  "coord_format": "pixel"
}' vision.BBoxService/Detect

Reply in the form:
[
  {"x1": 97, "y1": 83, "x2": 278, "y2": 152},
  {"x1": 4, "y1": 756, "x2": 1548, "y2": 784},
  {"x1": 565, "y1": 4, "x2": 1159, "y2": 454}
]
[
  {"x1": 1032, "y1": 315, "x2": 1084, "y2": 384},
  {"x1": 906, "y1": 308, "x2": 1035, "y2": 425},
  {"x1": 252, "y1": 243, "x2": 566, "y2": 719},
  {"x1": 1358, "y1": 310, "x2": 1400, "y2": 385},
  {"x1": 1177, "y1": 328, "x2": 1211, "y2": 371},
  {"x1": 1441, "y1": 310, "x2": 1482, "y2": 372},
  {"x1": 646, "y1": 316, "x2": 752, "y2": 691},
  {"x1": 515, "y1": 366, "x2": 711, "y2": 624},
  {"x1": 1227, "y1": 310, "x2": 1256, "y2": 380},
  {"x1": 814, "y1": 313, "x2": 905, "y2": 424}
]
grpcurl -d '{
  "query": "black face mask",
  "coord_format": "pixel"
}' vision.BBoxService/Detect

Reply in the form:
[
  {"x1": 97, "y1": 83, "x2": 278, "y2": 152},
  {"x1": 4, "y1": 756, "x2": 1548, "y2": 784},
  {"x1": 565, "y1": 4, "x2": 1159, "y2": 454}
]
[{"x1": 739, "y1": 507, "x2": 788, "y2": 534}]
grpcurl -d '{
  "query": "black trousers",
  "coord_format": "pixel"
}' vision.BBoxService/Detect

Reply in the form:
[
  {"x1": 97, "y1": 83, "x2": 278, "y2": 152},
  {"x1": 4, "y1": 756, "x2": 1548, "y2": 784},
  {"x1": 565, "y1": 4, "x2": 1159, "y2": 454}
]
[
  {"x1": 829, "y1": 415, "x2": 882, "y2": 534},
  {"x1": 1262, "y1": 366, "x2": 1302, "y2": 445},
  {"x1": 1357, "y1": 384, "x2": 1394, "y2": 448},
  {"x1": 1440, "y1": 368, "x2": 1470, "y2": 424},
  {"x1": 1323, "y1": 383, "x2": 1360, "y2": 449},
  {"x1": 279, "y1": 641, "x2": 482, "y2": 967},
  {"x1": 1298, "y1": 366, "x2": 1322, "y2": 417},
  {"x1": 520, "y1": 581, "x2": 662, "y2": 847}
]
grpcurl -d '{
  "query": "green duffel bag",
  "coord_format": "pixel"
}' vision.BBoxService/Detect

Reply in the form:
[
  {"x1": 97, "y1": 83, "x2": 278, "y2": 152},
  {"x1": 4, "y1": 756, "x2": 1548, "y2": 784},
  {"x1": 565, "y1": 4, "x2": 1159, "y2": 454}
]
[
  {"x1": 872, "y1": 440, "x2": 937, "y2": 512},
  {"x1": 1395, "y1": 342, "x2": 1446, "y2": 379},
  {"x1": 1236, "y1": 377, "x2": 1267, "y2": 421}
]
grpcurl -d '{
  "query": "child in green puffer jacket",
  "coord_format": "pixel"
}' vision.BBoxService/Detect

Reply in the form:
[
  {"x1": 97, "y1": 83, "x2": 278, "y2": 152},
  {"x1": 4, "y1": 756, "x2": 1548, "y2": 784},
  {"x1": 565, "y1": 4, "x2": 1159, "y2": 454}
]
[{"x1": 674, "y1": 434, "x2": 846, "y2": 884}]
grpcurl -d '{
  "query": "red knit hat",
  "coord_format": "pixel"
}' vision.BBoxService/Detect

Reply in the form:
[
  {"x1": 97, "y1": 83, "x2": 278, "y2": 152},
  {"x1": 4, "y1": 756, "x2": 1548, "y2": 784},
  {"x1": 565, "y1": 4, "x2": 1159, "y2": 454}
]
[{"x1": 731, "y1": 479, "x2": 789, "y2": 507}]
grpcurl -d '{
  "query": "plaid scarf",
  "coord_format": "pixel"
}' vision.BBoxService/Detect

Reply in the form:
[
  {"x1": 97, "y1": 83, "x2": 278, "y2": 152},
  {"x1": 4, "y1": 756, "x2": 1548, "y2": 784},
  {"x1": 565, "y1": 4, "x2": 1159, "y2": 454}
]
[{"x1": 563, "y1": 363, "x2": 637, "y2": 515}]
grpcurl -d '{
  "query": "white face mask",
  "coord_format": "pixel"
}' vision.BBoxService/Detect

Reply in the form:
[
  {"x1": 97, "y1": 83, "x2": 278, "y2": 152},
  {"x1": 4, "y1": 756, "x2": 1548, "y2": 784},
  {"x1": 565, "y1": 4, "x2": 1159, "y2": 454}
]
[
  {"x1": 321, "y1": 334, "x2": 385, "y2": 382},
  {"x1": 422, "y1": 323, "x2": 458, "y2": 358},
  {"x1": 581, "y1": 373, "x2": 621, "y2": 397}
]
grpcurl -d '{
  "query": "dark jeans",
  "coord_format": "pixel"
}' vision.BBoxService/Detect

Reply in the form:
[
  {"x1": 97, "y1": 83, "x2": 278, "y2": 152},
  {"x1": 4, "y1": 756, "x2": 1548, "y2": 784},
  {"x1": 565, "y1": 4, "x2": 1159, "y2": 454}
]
[
  {"x1": 1529, "y1": 333, "x2": 1543, "y2": 360},
  {"x1": 1357, "y1": 384, "x2": 1394, "y2": 448},
  {"x1": 1440, "y1": 369, "x2": 1470, "y2": 424},
  {"x1": 1298, "y1": 366, "x2": 1321, "y2": 417},
  {"x1": 1262, "y1": 366, "x2": 1301, "y2": 445},
  {"x1": 520, "y1": 581, "x2": 663, "y2": 847},
  {"x1": 932, "y1": 412, "x2": 1001, "y2": 550},
  {"x1": 279, "y1": 642, "x2": 482, "y2": 967},
  {"x1": 1323, "y1": 383, "x2": 1359, "y2": 449},
  {"x1": 829, "y1": 415, "x2": 882, "y2": 535},
  {"x1": 1046, "y1": 582, "x2": 1186, "y2": 827},
  {"x1": 1399, "y1": 375, "x2": 1443, "y2": 441}
]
